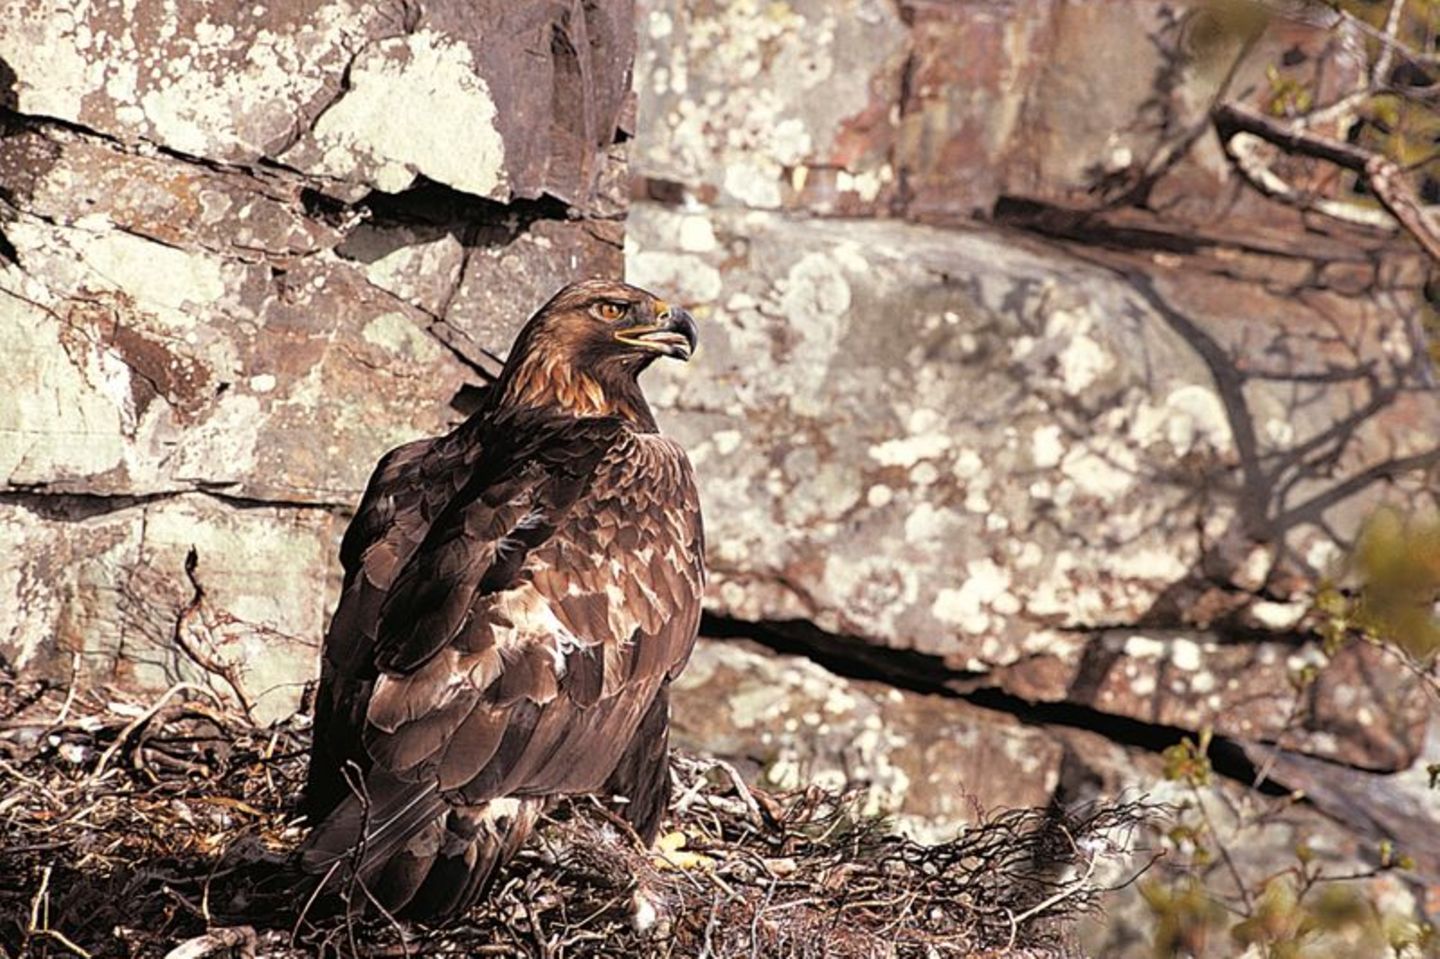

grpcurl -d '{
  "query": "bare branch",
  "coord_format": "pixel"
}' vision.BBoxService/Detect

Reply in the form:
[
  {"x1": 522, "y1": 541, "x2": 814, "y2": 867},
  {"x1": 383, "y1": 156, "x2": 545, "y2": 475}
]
[{"x1": 1214, "y1": 101, "x2": 1440, "y2": 264}]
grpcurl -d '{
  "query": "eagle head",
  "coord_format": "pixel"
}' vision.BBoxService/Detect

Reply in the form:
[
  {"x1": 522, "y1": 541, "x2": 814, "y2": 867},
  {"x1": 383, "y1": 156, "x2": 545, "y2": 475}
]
[{"x1": 493, "y1": 279, "x2": 698, "y2": 425}]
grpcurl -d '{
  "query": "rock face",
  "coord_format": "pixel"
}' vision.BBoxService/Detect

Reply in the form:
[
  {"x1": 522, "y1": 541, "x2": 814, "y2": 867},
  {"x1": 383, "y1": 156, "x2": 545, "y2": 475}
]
[
  {"x1": 633, "y1": 203, "x2": 1435, "y2": 770},
  {"x1": 672, "y1": 637, "x2": 1063, "y2": 842},
  {"x1": 628, "y1": 0, "x2": 1440, "y2": 943},
  {"x1": 0, "y1": 1, "x2": 634, "y2": 721}
]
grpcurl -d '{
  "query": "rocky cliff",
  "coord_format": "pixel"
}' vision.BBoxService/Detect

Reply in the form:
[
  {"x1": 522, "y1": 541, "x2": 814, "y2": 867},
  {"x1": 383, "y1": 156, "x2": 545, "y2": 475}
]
[
  {"x1": 0, "y1": 0, "x2": 633, "y2": 722},
  {"x1": 2, "y1": 0, "x2": 1437, "y2": 952},
  {"x1": 626, "y1": 0, "x2": 1440, "y2": 947}
]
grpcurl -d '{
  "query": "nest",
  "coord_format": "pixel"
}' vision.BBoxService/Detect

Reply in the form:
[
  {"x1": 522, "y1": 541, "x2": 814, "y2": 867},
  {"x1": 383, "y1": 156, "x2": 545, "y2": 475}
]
[{"x1": 0, "y1": 671, "x2": 1156, "y2": 958}]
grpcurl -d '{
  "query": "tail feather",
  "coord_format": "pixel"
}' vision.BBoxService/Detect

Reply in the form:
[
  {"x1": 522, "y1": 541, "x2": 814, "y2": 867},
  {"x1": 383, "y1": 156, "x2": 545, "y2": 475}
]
[
  {"x1": 365, "y1": 814, "x2": 446, "y2": 912},
  {"x1": 407, "y1": 799, "x2": 542, "y2": 919},
  {"x1": 298, "y1": 773, "x2": 542, "y2": 918},
  {"x1": 298, "y1": 771, "x2": 445, "y2": 877},
  {"x1": 603, "y1": 684, "x2": 673, "y2": 843}
]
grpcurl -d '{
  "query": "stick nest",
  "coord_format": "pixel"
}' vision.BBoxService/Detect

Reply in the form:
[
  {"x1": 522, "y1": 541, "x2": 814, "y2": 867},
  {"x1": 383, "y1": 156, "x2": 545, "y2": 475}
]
[{"x1": 0, "y1": 673, "x2": 1156, "y2": 958}]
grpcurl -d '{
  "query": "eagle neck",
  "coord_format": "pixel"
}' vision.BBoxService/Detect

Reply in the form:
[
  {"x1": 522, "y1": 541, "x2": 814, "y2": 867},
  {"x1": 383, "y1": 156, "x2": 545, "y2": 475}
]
[{"x1": 488, "y1": 350, "x2": 659, "y2": 432}]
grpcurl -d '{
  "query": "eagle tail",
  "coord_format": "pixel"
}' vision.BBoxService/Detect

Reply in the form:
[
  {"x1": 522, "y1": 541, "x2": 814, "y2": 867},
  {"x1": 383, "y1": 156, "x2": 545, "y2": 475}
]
[
  {"x1": 603, "y1": 683, "x2": 673, "y2": 844},
  {"x1": 401, "y1": 798, "x2": 543, "y2": 918},
  {"x1": 298, "y1": 776, "x2": 540, "y2": 917}
]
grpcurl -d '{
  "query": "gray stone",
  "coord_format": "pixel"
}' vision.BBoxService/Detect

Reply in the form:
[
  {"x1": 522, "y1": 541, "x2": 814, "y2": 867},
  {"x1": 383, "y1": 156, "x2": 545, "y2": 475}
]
[
  {"x1": 629, "y1": 201, "x2": 1438, "y2": 770},
  {"x1": 0, "y1": 0, "x2": 633, "y2": 719},
  {"x1": 0, "y1": 492, "x2": 340, "y2": 723},
  {"x1": 672, "y1": 637, "x2": 1062, "y2": 841},
  {"x1": 635, "y1": 0, "x2": 907, "y2": 211}
]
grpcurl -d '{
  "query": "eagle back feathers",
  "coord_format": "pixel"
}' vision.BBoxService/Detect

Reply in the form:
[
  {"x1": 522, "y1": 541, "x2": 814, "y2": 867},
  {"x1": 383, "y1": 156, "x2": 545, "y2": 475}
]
[{"x1": 303, "y1": 404, "x2": 704, "y2": 824}]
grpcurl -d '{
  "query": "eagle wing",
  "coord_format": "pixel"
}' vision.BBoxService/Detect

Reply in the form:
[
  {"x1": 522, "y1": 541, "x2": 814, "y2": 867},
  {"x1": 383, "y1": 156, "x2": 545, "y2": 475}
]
[
  {"x1": 302, "y1": 409, "x2": 704, "y2": 871},
  {"x1": 302, "y1": 425, "x2": 479, "y2": 821}
]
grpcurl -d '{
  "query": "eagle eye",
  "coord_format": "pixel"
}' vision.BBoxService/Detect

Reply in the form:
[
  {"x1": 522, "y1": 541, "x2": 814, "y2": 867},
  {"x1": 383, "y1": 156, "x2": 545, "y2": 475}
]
[{"x1": 594, "y1": 301, "x2": 627, "y2": 322}]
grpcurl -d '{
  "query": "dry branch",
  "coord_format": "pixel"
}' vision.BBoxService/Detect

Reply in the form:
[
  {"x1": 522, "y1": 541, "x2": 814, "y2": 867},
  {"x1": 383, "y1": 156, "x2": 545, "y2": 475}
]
[
  {"x1": 0, "y1": 678, "x2": 1160, "y2": 958},
  {"x1": 1212, "y1": 101, "x2": 1440, "y2": 263}
]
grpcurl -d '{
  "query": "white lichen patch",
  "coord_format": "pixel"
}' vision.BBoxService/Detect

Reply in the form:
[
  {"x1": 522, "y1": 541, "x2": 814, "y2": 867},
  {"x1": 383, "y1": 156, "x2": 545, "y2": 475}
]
[
  {"x1": 76, "y1": 230, "x2": 228, "y2": 313},
  {"x1": 1100, "y1": 546, "x2": 1193, "y2": 584},
  {"x1": 361, "y1": 312, "x2": 444, "y2": 364},
  {"x1": 1030, "y1": 424, "x2": 1065, "y2": 469},
  {"x1": 712, "y1": 430, "x2": 743, "y2": 455},
  {"x1": 677, "y1": 214, "x2": 718, "y2": 253},
  {"x1": 931, "y1": 559, "x2": 1013, "y2": 635},
  {"x1": 1250, "y1": 600, "x2": 1307, "y2": 630},
  {"x1": 0, "y1": 4, "x2": 96, "y2": 122},
  {"x1": 1059, "y1": 441, "x2": 1135, "y2": 499},
  {"x1": 1045, "y1": 307, "x2": 1114, "y2": 394},
  {"x1": 868, "y1": 432, "x2": 951, "y2": 467},
  {"x1": 0, "y1": 298, "x2": 128, "y2": 484},
  {"x1": 628, "y1": 249, "x2": 724, "y2": 303},
  {"x1": 297, "y1": 30, "x2": 509, "y2": 198},
  {"x1": 1121, "y1": 634, "x2": 1167, "y2": 659},
  {"x1": 1170, "y1": 637, "x2": 1202, "y2": 671},
  {"x1": 1161, "y1": 384, "x2": 1233, "y2": 455},
  {"x1": 903, "y1": 501, "x2": 949, "y2": 542},
  {"x1": 636, "y1": 0, "x2": 905, "y2": 209}
]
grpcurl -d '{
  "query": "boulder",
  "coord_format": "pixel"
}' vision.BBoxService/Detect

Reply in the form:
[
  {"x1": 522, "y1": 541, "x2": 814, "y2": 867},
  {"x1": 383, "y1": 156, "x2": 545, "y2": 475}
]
[
  {"x1": 630, "y1": 201, "x2": 1437, "y2": 771},
  {"x1": 0, "y1": 0, "x2": 634, "y2": 719},
  {"x1": 673, "y1": 636, "x2": 1062, "y2": 841}
]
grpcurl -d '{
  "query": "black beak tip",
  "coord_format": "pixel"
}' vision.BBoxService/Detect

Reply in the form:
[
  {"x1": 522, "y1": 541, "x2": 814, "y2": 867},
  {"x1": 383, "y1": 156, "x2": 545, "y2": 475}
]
[{"x1": 669, "y1": 308, "x2": 698, "y2": 359}]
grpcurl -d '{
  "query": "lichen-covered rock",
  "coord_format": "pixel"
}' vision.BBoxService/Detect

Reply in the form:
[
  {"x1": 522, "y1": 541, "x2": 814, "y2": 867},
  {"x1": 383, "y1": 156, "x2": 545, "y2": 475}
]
[
  {"x1": 630, "y1": 202, "x2": 1438, "y2": 770},
  {"x1": 672, "y1": 637, "x2": 1062, "y2": 841},
  {"x1": 635, "y1": 0, "x2": 906, "y2": 212},
  {"x1": 0, "y1": 0, "x2": 633, "y2": 718},
  {"x1": 636, "y1": 0, "x2": 1365, "y2": 230},
  {"x1": 1, "y1": 0, "x2": 633, "y2": 206},
  {"x1": 0, "y1": 492, "x2": 338, "y2": 723},
  {"x1": 974, "y1": 631, "x2": 1430, "y2": 771}
]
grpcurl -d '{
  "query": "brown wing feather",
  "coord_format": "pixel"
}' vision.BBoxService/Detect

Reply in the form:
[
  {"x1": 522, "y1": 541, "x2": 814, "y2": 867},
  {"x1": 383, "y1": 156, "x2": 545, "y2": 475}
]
[
  {"x1": 302, "y1": 426, "x2": 479, "y2": 821},
  {"x1": 302, "y1": 412, "x2": 705, "y2": 876},
  {"x1": 363, "y1": 430, "x2": 704, "y2": 804}
]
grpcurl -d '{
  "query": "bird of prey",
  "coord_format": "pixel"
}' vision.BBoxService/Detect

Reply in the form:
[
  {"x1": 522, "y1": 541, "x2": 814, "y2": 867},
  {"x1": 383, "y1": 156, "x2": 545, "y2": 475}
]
[{"x1": 299, "y1": 279, "x2": 705, "y2": 919}]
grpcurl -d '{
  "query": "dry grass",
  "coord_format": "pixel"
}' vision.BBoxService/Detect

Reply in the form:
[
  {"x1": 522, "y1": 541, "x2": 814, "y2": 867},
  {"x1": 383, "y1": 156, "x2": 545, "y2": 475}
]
[{"x1": 0, "y1": 670, "x2": 1157, "y2": 958}]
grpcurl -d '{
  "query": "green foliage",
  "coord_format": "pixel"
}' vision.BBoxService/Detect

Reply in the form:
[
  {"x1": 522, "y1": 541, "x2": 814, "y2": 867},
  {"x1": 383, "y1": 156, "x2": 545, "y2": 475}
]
[
  {"x1": 1161, "y1": 728, "x2": 1215, "y2": 787},
  {"x1": 1350, "y1": 508, "x2": 1440, "y2": 661},
  {"x1": 1142, "y1": 877, "x2": 1229, "y2": 958},
  {"x1": 1315, "y1": 508, "x2": 1440, "y2": 662},
  {"x1": 1147, "y1": 708, "x2": 1435, "y2": 958},
  {"x1": 1266, "y1": 65, "x2": 1314, "y2": 117}
]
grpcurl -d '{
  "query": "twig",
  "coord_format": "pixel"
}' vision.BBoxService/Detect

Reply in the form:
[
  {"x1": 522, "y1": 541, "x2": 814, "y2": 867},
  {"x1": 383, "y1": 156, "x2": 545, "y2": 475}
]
[
  {"x1": 1214, "y1": 101, "x2": 1440, "y2": 264},
  {"x1": 172, "y1": 548, "x2": 256, "y2": 723},
  {"x1": 49, "y1": 653, "x2": 82, "y2": 729},
  {"x1": 91, "y1": 682, "x2": 223, "y2": 781},
  {"x1": 357, "y1": 876, "x2": 412, "y2": 958},
  {"x1": 1002, "y1": 831, "x2": 1099, "y2": 952},
  {"x1": 292, "y1": 860, "x2": 343, "y2": 946},
  {"x1": 1189, "y1": 779, "x2": 1254, "y2": 915},
  {"x1": 1372, "y1": 0, "x2": 1408, "y2": 88},
  {"x1": 27, "y1": 865, "x2": 94, "y2": 958}
]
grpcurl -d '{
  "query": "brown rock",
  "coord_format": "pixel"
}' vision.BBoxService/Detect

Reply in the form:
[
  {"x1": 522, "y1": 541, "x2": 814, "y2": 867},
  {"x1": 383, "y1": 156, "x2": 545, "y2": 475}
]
[
  {"x1": 978, "y1": 632, "x2": 1428, "y2": 770},
  {"x1": 673, "y1": 637, "x2": 1063, "y2": 840},
  {"x1": 630, "y1": 202, "x2": 1438, "y2": 771},
  {"x1": 0, "y1": 1, "x2": 635, "y2": 719}
]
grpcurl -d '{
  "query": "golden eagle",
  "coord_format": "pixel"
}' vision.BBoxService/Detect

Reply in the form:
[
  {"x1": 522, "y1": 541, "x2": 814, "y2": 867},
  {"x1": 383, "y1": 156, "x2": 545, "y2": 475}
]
[{"x1": 299, "y1": 280, "x2": 704, "y2": 918}]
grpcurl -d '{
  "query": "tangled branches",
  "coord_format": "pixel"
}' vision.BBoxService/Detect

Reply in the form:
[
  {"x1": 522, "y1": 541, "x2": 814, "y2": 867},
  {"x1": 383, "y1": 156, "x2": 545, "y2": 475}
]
[{"x1": 0, "y1": 676, "x2": 1159, "y2": 958}]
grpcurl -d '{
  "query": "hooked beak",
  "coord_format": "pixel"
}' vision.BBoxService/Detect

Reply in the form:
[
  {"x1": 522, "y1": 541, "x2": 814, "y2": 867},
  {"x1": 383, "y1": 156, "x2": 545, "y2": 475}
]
[{"x1": 614, "y1": 306, "x2": 698, "y2": 361}]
